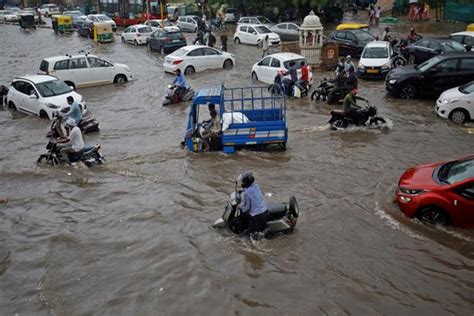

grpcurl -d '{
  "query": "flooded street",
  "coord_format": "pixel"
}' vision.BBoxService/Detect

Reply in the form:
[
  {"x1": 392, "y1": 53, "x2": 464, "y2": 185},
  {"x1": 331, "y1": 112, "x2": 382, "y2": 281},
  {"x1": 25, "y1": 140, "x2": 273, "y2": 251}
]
[{"x1": 0, "y1": 20, "x2": 473, "y2": 315}]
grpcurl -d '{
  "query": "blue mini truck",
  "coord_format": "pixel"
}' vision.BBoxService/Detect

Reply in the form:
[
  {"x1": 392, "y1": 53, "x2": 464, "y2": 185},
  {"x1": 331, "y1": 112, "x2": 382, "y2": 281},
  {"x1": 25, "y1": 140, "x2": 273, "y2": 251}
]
[{"x1": 184, "y1": 85, "x2": 288, "y2": 154}]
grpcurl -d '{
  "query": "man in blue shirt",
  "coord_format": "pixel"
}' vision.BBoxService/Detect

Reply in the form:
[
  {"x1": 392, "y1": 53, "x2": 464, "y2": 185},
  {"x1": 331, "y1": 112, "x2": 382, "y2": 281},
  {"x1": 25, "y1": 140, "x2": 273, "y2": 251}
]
[
  {"x1": 66, "y1": 96, "x2": 82, "y2": 125},
  {"x1": 238, "y1": 171, "x2": 269, "y2": 237},
  {"x1": 172, "y1": 68, "x2": 187, "y2": 101}
]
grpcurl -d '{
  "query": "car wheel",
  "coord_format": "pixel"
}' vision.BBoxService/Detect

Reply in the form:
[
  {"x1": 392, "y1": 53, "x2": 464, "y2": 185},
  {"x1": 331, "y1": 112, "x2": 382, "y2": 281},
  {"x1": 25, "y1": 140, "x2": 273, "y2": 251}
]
[
  {"x1": 251, "y1": 72, "x2": 258, "y2": 81},
  {"x1": 39, "y1": 110, "x2": 49, "y2": 119},
  {"x1": 134, "y1": 39, "x2": 139, "y2": 46},
  {"x1": 408, "y1": 54, "x2": 416, "y2": 64},
  {"x1": 37, "y1": 154, "x2": 59, "y2": 166},
  {"x1": 185, "y1": 66, "x2": 195, "y2": 75},
  {"x1": 418, "y1": 207, "x2": 450, "y2": 226},
  {"x1": 392, "y1": 56, "x2": 405, "y2": 68},
  {"x1": 289, "y1": 196, "x2": 299, "y2": 218},
  {"x1": 223, "y1": 59, "x2": 233, "y2": 69},
  {"x1": 449, "y1": 108, "x2": 469, "y2": 125},
  {"x1": 114, "y1": 74, "x2": 128, "y2": 84},
  {"x1": 399, "y1": 84, "x2": 418, "y2": 99},
  {"x1": 234, "y1": 37, "x2": 240, "y2": 44}
]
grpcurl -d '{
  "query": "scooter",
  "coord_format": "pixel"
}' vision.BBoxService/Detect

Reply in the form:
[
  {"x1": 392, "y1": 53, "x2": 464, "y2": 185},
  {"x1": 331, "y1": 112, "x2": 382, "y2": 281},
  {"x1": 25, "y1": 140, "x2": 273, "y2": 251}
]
[
  {"x1": 162, "y1": 85, "x2": 195, "y2": 106},
  {"x1": 310, "y1": 78, "x2": 334, "y2": 102},
  {"x1": 37, "y1": 139, "x2": 105, "y2": 167},
  {"x1": 47, "y1": 107, "x2": 99, "y2": 138},
  {"x1": 213, "y1": 183, "x2": 299, "y2": 238},
  {"x1": 268, "y1": 73, "x2": 308, "y2": 98},
  {"x1": 328, "y1": 100, "x2": 387, "y2": 130}
]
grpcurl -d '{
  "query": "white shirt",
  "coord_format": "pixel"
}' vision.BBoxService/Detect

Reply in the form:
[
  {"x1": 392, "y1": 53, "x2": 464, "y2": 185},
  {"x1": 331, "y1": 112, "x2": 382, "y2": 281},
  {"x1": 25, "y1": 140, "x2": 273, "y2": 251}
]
[
  {"x1": 69, "y1": 126, "x2": 84, "y2": 151},
  {"x1": 375, "y1": 9, "x2": 381, "y2": 18}
]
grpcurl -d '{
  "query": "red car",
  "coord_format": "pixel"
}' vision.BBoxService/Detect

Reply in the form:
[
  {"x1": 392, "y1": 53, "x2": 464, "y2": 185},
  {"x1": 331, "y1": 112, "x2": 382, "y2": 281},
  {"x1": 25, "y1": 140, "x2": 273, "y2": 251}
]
[{"x1": 396, "y1": 155, "x2": 474, "y2": 228}]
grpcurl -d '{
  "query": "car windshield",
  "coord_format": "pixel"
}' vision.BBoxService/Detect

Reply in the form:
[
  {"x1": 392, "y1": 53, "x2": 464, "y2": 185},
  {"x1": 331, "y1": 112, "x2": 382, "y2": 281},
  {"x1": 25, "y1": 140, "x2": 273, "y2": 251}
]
[
  {"x1": 283, "y1": 58, "x2": 305, "y2": 69},
  {"x1": 35, "y1": 80, "x2": 71, "y2": 98},
  {"x1": 362, "y1": 47, "x2": 388, "y2": 58},
  {"x1": 166, "y1": 31, "x2": 182, "y2": 39},
  {"x1": 138, "y1": 26, "x2": 152, "y2": 33},
  {"x1": 97, "y1": 15, "x2": 111, "y2": 21},
  {"x1": 438, "y1": 158, "x2": 474, "y2": 184},
  {"x1": 171, "y1": 48, "x2": 188, "y2": 57},
  {"x1": 354, "y1": 30, "x2": 374, "y2": 42},
  {"x1": 255, "y1": 26, "x2": 271, "y2": 34},
  {"x1": 416, "y1": 56, "x2": 441, "y2": 71},
  {"x1": 459, "y1": 81, "x2": 474, "y2": 94},
  {"x1": 257, "y1": 16, "x2": 271, "y2": 24},
  {"x1": 440, "y1": 40, "x2": 465, "y2": 52}
]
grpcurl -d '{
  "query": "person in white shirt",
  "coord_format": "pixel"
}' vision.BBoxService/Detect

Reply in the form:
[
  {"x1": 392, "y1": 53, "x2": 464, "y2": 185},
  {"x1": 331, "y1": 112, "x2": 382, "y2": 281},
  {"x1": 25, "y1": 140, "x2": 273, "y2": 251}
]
[
  {"x1": 375, "y1": 7, "x2": 381, "y2": 24},
  {"x1": 58, "y1": 119, "x2": 94, "y2": 162}
]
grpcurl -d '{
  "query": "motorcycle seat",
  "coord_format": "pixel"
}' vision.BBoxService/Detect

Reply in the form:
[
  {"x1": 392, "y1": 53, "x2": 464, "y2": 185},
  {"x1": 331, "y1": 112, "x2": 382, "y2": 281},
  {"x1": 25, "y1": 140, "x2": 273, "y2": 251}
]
[{"x1": 267, "y1": 203, "x2": 287, "y2": 220}]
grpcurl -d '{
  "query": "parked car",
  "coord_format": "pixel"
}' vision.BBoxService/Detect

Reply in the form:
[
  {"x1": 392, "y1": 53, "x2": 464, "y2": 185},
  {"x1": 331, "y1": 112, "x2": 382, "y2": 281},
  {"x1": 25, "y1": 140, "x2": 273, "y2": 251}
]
[
  {"x1": 237, "y1": 16, "x2": 273, "y2": 28},
  {"x1": 121, "y1": 24, "x2": 153, "y2": 45},
  {"x1": 251, "y1": 53, "x2": 313, "y2": 85},
  {"x1": 38, "y1": 54, "x2": 133, "y2": 89},
  {"x1": 234, "y1": 24, "x2": 280, "y2": 46},
  {"x1": 385, "y1": 53, "x2": 474, "y2": 99},
  {"x1": 329, "y1": 29, "x2": 376, "y2": 57},
  {"x1": 5, "y1": 75, "x2": 85, "y2": 120},
  {"x1": 403, "y1": 38, "x2": 466, "y2": 65},
  {"x1": 147, "y1": 28, "x2": 186, "y2": 54},
  {"x1": 77, "y1": 20, "x2": 93, "y2": 38},
  {"x1": 270, "y1": 23, "x2": 300, "y2": 42},
  {"x1": 86, "y1": 14, "x2": 117, "y2": 32},
  {"x1": 63, "y1": 11, "x2": 85, "y2": 29},
  {"x1": 396, "y1": 155, "x2": 474, "y2": 228},
  {"x1": 38, "y1": 4, "x2": 59, "y2": 17},
  {"x1": 176, "y1": 15, "x2": 199, "y2": 32},
  {"x1": 436, "y1": 81, "x2": 474, "y2": 124},
  {"x1": 450, "y1": 31, "x2": 474, "y2": 50},
  {"x1": 224, "y1": 8, "x2": 239, "y2": 23},
  {"x1": 357, "y1": 41, "x2": 394, "y2": 79},
  {"x1": 0, "y1": 9, "x2": 19, "y2": 22},
  {"x1": 144, "y1": 19, "x2": 179, "y2": 32},
  {"x1": 163, "y1": 45, "x2": 235, "y2": 75},
  {"x1": 63, "y1": 10, "x2": 86, "y2": 19}
]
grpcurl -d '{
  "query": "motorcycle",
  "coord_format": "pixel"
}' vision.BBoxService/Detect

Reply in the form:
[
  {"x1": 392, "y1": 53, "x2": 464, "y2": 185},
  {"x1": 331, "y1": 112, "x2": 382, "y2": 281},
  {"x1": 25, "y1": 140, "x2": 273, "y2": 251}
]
[
  {"x1": 268, "y1": 73, "x2": 308, "y2": 98},
  {"x1": 162, "y1": 85, "x2": 195, "y2": 106},
  {"x1": 311, "y1": 78, "x2": 350, "y2": 104},
  {"x1": 37, "y1": 139, "x2": 105, "y2": 167},
  {"x1": 47, "y1": 107, "x2": 99, "y2": 138},
  {"x1": 213, "y1": 184, "x2": 299, "y2": 238},
  {"x1": 328, "y1": 101, "x2": 387, "y2": 130}
]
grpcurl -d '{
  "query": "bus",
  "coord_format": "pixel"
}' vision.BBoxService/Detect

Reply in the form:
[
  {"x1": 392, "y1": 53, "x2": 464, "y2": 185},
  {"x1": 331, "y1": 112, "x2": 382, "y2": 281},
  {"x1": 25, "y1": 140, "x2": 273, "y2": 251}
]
[{"x1": 100, "y1": 0, "x2": 167, "y2": 27}]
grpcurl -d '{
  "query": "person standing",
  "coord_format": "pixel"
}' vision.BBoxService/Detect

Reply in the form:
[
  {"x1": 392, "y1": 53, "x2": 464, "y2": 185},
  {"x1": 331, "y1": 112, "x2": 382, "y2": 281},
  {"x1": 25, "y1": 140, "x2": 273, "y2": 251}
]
[
  {"x1": 208, "y1": 31, "x2": 216, "y2": 47},
  {"x1": 220, "y1": 34, "x2": 228, "y2": 52},
  {"x1": 262, "y1": 35, "x2": 269, "y2": 58},
  {"x1": 368, "y1": 6, "x2": 375, "y2": 25},
  {"x1": 423, "y1": 2, "x2": 430, "y2": 20},
  {"x1": 375, "y1": 6, "x2": 381, "y2": 25}
]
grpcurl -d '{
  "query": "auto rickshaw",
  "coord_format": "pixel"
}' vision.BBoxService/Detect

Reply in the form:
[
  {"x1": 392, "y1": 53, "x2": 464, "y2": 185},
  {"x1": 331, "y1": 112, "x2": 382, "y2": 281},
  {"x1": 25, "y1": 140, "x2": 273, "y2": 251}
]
[
  {"x1": 93, "y1": 22, "x2": 114, "y2": 43},
  {"x1": 52, "y1": 15, "x2": 74, "y2": 33},
  {"x1": 19, "y1": 13, "x2": 36, "y2": 29},
  {"x1": 467, "y1": 23, "x2": 474, "y2": 32},
  {"x1": 336, "y1": 23, "x2": 369, "y2": 30}
]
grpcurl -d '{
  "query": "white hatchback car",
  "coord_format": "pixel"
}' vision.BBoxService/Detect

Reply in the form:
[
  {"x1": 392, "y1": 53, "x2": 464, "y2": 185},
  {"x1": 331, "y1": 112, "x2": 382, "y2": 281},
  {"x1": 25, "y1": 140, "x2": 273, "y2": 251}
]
[
  {"x1": 38, "y1": 4, "x2": 59, "y2": 17},
  {"x1": 121, "y1": 24, "x2": 153, "y2": 45},
  {"x1": 357, "y1": 41, "x2": 393, "y2": 79},
  {"x1": 87, "y1": 14, "x2": 117, "y2": 31},
  {"x1": 176, "y1": 15, "x2": 199, "y2": 32},
  {"x1": 39, "y1": 54, "x2": 133, "y2": 89},
  {"x1": 0, "y1": 9, "x2": 18, "y2": 21},
  {"x1": 251, "y1": 53, "x2": 313, "y2": 85},
  {"x1": 436, "y1": 81, "x2": 474, "y2": 125},
  {"x1": 163, "y1": 45, "x2": 235, "y2": 74},
  {"x1": 144, "y1": 19, "x2": 180, "y2": 32},
  {"x1": 234, "y1": 24, "x2": 280, "y2": 46},
  {"x1": 6, "y1": 75, "x2": 85, "y2": 120}
]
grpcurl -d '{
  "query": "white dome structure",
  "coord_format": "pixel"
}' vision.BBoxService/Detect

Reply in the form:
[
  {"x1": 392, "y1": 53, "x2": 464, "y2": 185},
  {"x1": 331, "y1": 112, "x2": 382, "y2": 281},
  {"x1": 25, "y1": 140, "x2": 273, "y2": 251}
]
[
  {"x1": 301, "y1": 10, "x2": 322, "y2": 29},
  {"x1": 299, "y1": 10, "x2": 324, "y2": 65}
]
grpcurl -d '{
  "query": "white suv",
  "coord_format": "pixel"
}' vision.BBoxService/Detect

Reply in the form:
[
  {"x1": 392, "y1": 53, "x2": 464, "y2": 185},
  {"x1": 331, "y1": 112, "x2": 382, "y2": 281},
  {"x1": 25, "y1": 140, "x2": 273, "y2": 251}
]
[
  {"x1": 234, "y1": 24, "x2": 280, "y2": 46},
  {"x1": 38, "y1": 54, "x2": 133, "y2": 89},
  {"x1": 6, "y1": 75, "x2": 85, "y2": 120},
  {"x1": 38, "y1": 4, "x2": 59, "y2": 17}
]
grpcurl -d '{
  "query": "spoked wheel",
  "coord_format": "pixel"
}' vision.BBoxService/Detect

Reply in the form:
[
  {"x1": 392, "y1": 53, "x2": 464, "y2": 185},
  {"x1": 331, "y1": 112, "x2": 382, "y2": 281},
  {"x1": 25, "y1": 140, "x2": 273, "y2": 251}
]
[
  {"x1": 311, "y1": 90, "x2": 321, "y2": 101},
  {"x1": 392, "y1": 56, "x2": 406, "y2": 68},
  {"x1": 37, "y1": 154, "x2": 59, "y2": 166},
  {"x1": 332, "y1": 119, "x2": 347, "y2": 129},
  {"x1": 418, "y1": 207, "x2": 449, "y2": 226}
]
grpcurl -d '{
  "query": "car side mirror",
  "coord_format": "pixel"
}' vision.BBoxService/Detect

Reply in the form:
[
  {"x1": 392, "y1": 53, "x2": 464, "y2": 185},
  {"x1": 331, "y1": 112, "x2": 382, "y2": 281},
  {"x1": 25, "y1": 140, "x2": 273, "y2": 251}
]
[
  {"x1": 428, "y1": 67, "x2": 438, "y2": 74},
  {"x1": 69, "y1": 86, "x2": 74, "y2": 91},
  {"x1": 466, "y1": 44, "x2": 472, "y2": 52},
  {"x1": 252, "y1": 32, "x2": 257, "y2": 35},
  {"x1": 29, "y1": 93, "x2": 38, "y2": 99}
]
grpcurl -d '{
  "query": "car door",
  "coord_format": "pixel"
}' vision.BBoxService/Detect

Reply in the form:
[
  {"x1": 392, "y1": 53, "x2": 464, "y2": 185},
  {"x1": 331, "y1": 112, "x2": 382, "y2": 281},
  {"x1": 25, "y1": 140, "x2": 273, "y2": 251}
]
[
  {"x1": 269, "y1": 57, "x2": 282, "y2": 83},
  {"x1": 186, "y1": 17, "x2": 194, "y2": 31},
  {"x1": 255, "y1": 56, "x2": 273, "y2": 83},
  {"x1": 422, "y1": 58, "x2": 460, "y2": 96},
  {"x1": 150, "y1": 30, "x2": 162, "y2": 50},
  {"x1": 278, "y1": 23, "x2": 289, "y2": 41},
  {"x1": 13, "y1": 81, "x2": 38, "y2": 115},
  {"x1": 452, "y1": 181, "x2": 474, "y2": 225},
  {"x1": 185, "y1": 48, "x2": 204, "y2": 71},
  {"x1": 202, "y1": 47, "x2": 221, "y2": 69},
  {"x1": 333, "y1": 31, "x2": 349, "y2": 56},
  {"x1": 247, "y1": 26, "x2": 258, "y2": 45},
  {"x1": 128, "y1": 27, "x2": 137, "y2": 42},
  {"x1": 288, "y1": 23, "x2": 299, "y2": 40},
  {"x1": 458, "y1": 57, "x2": 474, "y2": 87},
  {"x1": 67, "y1": 57, "x2": 90, "y2": 87},
  {"x1": 50, "y1": 59, "x2": 70, "y2": 83},
  {"x1": 237, "y1": 25, "x2": 247, "y2": 42},
  {"x1": 87, "y1": 57, "x2": 114, "y2": 84},
  {"x1": 345, "y1": 32, "x2": 360, "y2": 56}
]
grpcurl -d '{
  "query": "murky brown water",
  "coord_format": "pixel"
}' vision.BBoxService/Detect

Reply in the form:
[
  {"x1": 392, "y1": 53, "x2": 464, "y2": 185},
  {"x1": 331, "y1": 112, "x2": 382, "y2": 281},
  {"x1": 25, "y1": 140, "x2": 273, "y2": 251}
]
[{"x1": 0, "y1": 17, "x2": 473, "y2": 315}]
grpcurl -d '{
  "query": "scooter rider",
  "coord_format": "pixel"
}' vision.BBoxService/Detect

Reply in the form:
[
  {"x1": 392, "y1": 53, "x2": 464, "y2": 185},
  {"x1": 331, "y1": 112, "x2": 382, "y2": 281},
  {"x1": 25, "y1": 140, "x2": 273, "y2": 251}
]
[
  {"x1": 65, "y1": 96, "x2": 82, "y2": 125},
  {"x1": 342, "y1": 88, "x2": 366, "y2": 122},
  {"x1": 282, "y1": 60, "x2": 298, "y2": 94},
  {"x1": 296, "y1": 60, "x2": 309, "y2": 91},
  {"x1": 172, "y1": 68, "x2": 187, "y2": 101},
  {"x1": 238, "y1": 171, "x2": 269, "y2": 239}
]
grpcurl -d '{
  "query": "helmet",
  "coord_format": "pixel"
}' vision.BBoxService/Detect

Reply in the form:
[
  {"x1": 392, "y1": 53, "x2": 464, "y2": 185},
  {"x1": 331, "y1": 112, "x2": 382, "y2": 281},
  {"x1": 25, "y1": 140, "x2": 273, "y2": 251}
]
[
  {"x1": 237, "y1": 171, "x2": 254, "y2": 188},
  {"x1": 410, "y1": 27, "x2": 415, "y2": 32},
  {"x1": 65, "y1": 118, "x2": 76, "y2": 127}
]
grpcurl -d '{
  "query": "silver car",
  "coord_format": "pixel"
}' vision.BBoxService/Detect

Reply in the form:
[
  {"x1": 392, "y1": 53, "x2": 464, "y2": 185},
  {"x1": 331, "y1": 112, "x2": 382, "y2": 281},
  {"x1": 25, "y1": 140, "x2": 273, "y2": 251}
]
[
  {"x1": 176, "y1": 15, "x2": 199, "y2": 32},
  {"x1": 270, "y1": 22, "x2": 300, "y2": 42}
]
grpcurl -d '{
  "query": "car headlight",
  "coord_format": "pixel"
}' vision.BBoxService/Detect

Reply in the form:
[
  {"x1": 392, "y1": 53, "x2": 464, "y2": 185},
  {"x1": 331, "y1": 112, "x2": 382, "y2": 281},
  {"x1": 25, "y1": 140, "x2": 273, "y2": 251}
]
[
  {"x1": 399, "y1": 187, "x2": 429, "y2": 195},
  {"x1": 442, "y1": 98, "x2": 459, "y2": 104},
  {"x1": 46, "y1": 103, "x2": 60, "y2": 109},
  {"x1": 381, "y1": 62, "x2": 390, "y2": 70},
  {"x1": 125, "y1": 67, "x2": 131, "y2": 72},
  {"x1": 358, "y1": 65, "x2": 366, "y2": 70},
  {"x1": 388, "y1": 79, "x2": 397, "y2": 84}
]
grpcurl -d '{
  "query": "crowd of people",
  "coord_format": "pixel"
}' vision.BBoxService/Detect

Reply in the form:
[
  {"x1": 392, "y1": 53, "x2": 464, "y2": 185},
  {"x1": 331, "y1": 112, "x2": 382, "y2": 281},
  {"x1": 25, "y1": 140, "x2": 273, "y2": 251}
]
[{"x1": 408, "y1": 0, "x2": 430, "y2": 21}]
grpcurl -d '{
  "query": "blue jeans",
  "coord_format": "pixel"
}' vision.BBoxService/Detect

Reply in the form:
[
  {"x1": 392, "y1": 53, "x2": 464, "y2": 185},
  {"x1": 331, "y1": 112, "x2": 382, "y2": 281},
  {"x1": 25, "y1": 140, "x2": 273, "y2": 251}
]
[{"x1": 78, "y1": 145, "x2": 94, "y2": 155}]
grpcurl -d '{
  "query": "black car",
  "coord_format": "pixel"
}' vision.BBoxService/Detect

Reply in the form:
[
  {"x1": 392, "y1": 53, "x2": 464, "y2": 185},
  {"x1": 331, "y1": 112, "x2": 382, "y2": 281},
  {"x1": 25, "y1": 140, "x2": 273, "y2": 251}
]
[
  {"x1": 329, "y1": 29, "x2": 376, "y2": 57},
  {"x1": 147, "y1": 29, "x2": 187, "y2": 54},
  {"x1": 385, "y1": 52, "x2": 474, "y2": 99},
  {"x1": 77, "y1": 20, "x2": 93, "y2": 38},
  {"x1": 402, "y1": 38, "x2": 466, "y2": 65}
]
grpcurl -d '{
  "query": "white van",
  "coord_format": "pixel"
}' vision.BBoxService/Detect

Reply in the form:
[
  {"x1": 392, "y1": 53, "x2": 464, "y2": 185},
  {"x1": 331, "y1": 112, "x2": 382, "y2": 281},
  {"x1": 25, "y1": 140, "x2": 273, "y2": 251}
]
[{"x1": 357, "y1": 41, "x2": 393, "y2": 79}]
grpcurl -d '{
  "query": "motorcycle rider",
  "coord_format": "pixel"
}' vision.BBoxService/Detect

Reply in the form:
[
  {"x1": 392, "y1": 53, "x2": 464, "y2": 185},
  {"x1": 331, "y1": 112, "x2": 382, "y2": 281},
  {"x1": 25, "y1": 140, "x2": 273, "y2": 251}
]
[
  {"x1": 238, "y1": 171, "x2": 269, "y2": 239},
  {"x1": 57, "y1": 118, "x2": 94, "y2": 162},
  {"x1": 201, "y1": 109, "x2": 221, "y2": 151},
  {"x1": 382, "y1": 27, "x2": 392, "y2": 42},
  {"x1": 342, "y1": 88, "x2": 366, "y2": 122},
  {"x1": 335, "y1": 57, "x2": 345, "y2": 75},
  {"x1": 65, "y1": 96, "x2": 82, "y2": 125},
  {"x1": 344, "y1": 55, "x2": 355, "y2": 73},
  {"x1": 172, "y1": 68, "x2": 187, "y2": 101},
  {"x1": 328, "y1": 67, "x2": 357, "y2": 102},
  {"x1": 295, "y1": 60, "x2": 309, "y2": 93},
  {"x1": 407, "y1": 27, "x2": 419, "y2": 44},
  {"x1": 282, "y1": 60, "x2": 298, "y2": 95}
]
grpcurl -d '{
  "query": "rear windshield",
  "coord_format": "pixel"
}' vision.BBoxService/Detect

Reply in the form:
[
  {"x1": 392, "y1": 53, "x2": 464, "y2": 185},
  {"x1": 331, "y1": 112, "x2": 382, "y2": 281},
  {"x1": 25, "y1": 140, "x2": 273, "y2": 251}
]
[
  {"x1": 257, "y1": 16, "x2": 271, "y2": 24},
  {"x1": 97, "y1": 15, "x2": 111, "y2": 21},
  {"x1": 362, "y1": 47, "x2": 388, "y2": 58},
  {"x1": 167, "y1": 31, "x2": 182, "y2": 39},
  {"x1": 138, "y1": 26, "x2": 152, "y2": 33},
  {"x1": 39, "y1": 60, "x2": 49, "y2": 72},
  {"x1": 283, "y1": 58, "x2": 306, "y2": 69}
]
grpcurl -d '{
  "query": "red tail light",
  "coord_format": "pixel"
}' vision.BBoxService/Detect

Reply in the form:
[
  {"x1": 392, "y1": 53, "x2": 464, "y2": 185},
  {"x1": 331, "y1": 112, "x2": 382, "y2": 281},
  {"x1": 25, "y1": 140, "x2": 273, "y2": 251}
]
[{"x1": 172, "y1": 59, "x2": 183, "y2": 65}]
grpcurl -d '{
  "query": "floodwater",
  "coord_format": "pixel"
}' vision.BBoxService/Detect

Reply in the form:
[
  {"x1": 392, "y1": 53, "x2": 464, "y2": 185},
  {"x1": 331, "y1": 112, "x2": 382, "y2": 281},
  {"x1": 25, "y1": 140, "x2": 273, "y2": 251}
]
[{"x1": 0, "y1": 19, "x2": 473, "y2": 315}]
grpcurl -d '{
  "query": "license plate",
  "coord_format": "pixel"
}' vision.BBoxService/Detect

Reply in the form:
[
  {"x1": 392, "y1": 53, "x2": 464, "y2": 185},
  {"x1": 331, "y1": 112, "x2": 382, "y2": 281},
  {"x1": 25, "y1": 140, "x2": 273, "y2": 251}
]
[{"x1": 367, "y1": 69, "x2": 379, "y2": 74}]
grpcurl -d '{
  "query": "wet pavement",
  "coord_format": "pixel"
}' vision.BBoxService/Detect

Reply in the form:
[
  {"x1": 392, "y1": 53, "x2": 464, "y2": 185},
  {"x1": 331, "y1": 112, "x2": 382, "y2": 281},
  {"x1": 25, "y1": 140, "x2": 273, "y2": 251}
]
[{"x1": 0, "y1": 18, "x2": 473, "y2": 315}]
